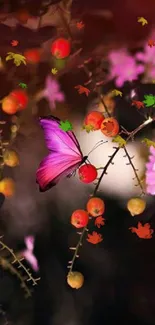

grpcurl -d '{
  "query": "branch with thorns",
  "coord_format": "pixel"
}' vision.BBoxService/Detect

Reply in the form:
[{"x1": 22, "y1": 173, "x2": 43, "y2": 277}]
[{"x1": 0, "y1": 237, "x2": 40, "y2": 298}]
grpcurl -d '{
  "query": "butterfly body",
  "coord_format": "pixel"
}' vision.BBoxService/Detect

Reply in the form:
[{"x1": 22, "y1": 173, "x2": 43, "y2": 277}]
[{"x1": 36, "y1": 116, "x2": 86, "y2": 191}]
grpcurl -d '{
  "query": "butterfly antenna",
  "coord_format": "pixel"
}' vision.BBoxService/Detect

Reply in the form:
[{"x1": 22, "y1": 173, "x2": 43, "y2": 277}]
[{"x1": 87, "y1": 140, "x2": 108, "y2": 156}]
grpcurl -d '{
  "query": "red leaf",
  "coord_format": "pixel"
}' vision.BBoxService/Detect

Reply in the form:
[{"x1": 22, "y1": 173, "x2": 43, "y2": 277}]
[
  {"x1": 76, "y1": 21, "x2": 85, "y2": 30},
  {"x1": 129, "y1": 222, "x2": 154, "y2": 239},
  {"x1": 148, "y1": 39, "x2": 155, "y2": 47},
  {"x1": 11, "y1": 40, "x2": 19, "y2": 47},
  {"x1": 95, "y1": 216, "x2": 105, "y2": 228},
  {"x1": 87, "y1": 231, "x2": 103, "y2": 244},
  {"x1": 75, "y1": 85, "x2": 90, "y2": 96},
  {"x1": 131, "y1": 100, "x2": 144, "y2": 109}
]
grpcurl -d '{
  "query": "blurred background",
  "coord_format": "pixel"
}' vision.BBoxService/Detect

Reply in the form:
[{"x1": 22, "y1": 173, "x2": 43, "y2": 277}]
[{"x1": 0, "y1": 0, "x2": 155, "y2": 324}]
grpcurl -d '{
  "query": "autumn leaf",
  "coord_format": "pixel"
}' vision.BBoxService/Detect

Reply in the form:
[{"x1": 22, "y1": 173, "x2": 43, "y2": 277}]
[
  {"x1": 76, "y1": 21, "x2": 85, "y2": 30},
  {"x1": 148, "y1": 39, "x2": 155, "y2": 47},
  {"x1": 129, "y1": 222, "x2": 153, "y2": 239},
  {"x1": 137, "y1": 17, "x2": 148, "y2": 26},
  {"x1": 59, "y1": 120, "x2": 73, "y2": 132},
  {"x1": 132, "y1": 100, "x2": 144, "y2": 109},
  {"x1": 112, "y1": 135, "x2": 126, "y2": 147},
  {"x1": 11, "y1": 40, "x2": 19, "y2": 47},
  {"x1": 110, "y1": 89, "x2": 122, "y2": 97},
  {"x1": 141, "y1": 138, "x2": 155, "y2": 148},
  {"x1": 51, "y1": 68, "x2": 58, "y2": 75},
  {"x1": 87, "y1": 231, "x2": 103, "y2": 244},
  {"x1": 95, "y1": 216, "x2": 105, "y2": 228},
  {"x1": 75, "y1": 85, "x2": 90, "y2": 96},
  {"x1": 6, "y1": 52, "x2": 26, "y2": 66},
  {"x1": 143, "y1": 94, "x2": 155, "y2": 107}
]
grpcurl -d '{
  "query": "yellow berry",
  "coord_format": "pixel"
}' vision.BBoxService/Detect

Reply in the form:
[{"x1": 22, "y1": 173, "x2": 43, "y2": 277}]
[
  {"x1": 3, "y1": 150, "x2": 19, "y2": 167},
  {"x1": 67, "y1": 271, "x2": 84, "y2": 289},
  {"x1": 0, "y1": 178, "x2": 15, "y2": 197},
  {"x1": 127, "y1": 197, "x2": 146, "y2": 216}
]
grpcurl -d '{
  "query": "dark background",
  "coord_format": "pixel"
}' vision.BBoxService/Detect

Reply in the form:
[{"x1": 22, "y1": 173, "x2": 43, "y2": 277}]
[{"x1": 0, "y1": 0, "x2": 155, "y2": 324}]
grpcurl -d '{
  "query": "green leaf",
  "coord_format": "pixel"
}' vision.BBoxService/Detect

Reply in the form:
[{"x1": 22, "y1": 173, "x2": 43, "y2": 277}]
[
  {"x1": 141, "y1": 138, "x2": 155, "y2": 148},
  {"x1": 143, "y1": 94, "x2": 155, "y2": 107},
  {"x1": 112, "y1": 135, "x2": 126, "y2": 147},
  {"x1": 18, "y1": 83, "x2": 27, "y2": 89},
  {"x1": 59, "y1": 120, "x2": 73, "y2": 132}
]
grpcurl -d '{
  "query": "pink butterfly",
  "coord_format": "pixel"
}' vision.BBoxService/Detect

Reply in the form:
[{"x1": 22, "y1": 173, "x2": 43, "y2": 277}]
[
  {"x1": 36, "y1": 115, "x2": 87, "y2": 191},
  {"x1": 22, "y1": 236, "x2": 39, "y2": 272}
]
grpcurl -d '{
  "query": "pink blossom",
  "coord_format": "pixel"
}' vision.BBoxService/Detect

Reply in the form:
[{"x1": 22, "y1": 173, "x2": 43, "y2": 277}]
[
  {"x1": 145, "y1": 146, "x2": 155, "y2": 195},
  {"x1": 43, "y1": 76, "x2": 65, "y2": 110},
  {"x1": 22, "y1": 236, "x2": 39, "y2": 272},
  {"x1": 108, "y1": 49, "x2": 144, "y2": 87},
  {"x1": 135, "y1": 30, "x2": 155, "y2": 80}
]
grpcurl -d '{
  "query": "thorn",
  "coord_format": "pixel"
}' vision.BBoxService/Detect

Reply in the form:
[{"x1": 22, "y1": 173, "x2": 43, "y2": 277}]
[
  {"x1": 129, "y1": 156, "x2": 135, "y2": 159},
  {"x1": 67, "y1": 265, "x2": 71, "y2": 268},
  {"x1": 77, "y1": 232, "x2": 82, "y2": 235},
  {"x1": 123, "y1": 155, "x2": 127, "y2": 158},
  {"x1": 68, "y1": 261, "x2": 72, "y2": 264},
  {"x1": 76, "y1": 255, "x2": 79, "y2": 258},
  {"x1": 126, "y1": 163, "x2": 131, "y2": 165},
  {"x1": 11, "y1": 259, "x2": 17, "y2": 264},
  {"x1": 69, "y1": 247, "x2": 76, "y2": 250},
  {"x1": 80, "y1": 243, "x2": 82, "y2": 246},
  {"x1": 111, "y1": 162, "x2": 114, "y2": 165},
  {"x1": 86, "y1": 228, "x2": 89, "y2": 231}
]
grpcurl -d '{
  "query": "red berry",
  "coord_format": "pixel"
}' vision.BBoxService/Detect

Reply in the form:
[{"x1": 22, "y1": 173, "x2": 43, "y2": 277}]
[
  {"x1": 71, "y1": 209, "x2": 89, "y2": 228},
  {"x1": 78, "y1": 164, "x2": 97, "y2": 183},
  {"x1": 83, "y1": 111, "x2": 105, "y2": 132},
  {"x1": 24, "y1": 48, "x2": 41, "y2": 64},
  {"x1": 51, "y1": 38, "x2": 71, "y2": 59},
  {"x1": 10, "y1": 90, "x2": 28, "y2": 111}
]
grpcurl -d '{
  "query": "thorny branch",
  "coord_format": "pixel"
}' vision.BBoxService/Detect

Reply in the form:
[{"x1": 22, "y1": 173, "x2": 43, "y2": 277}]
[{"x1": 0, "y1": 237, "x2": 40, "y2": 297}]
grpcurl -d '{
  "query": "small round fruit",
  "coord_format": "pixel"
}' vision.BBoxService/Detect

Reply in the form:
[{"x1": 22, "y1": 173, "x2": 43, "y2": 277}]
[
  {"x1": 67, "y1": 272, "x2": 84, "y2": 289},
  {"x1": 127, "y1": 197, "x2": 146, "y2": 216},
  {"x1": 71, "y1": 209, "x2": 89, "y2": 228},
  {"x1": 23, "y1": 48, "x2": 41, "y2": 64},
  {"x1": 83, "y1": 111, "x2": 105, "y2": 132},
  {"x1": 2, "y1": 96, "x2": 19, "y2": 115},
  {"x1": 10, "y1": 90, "x2": 28, "y2": 110},
  {"x1": 86, "y1": 197, "x2": 105, "y2": 217},
  {"x1": 51, "y1": 38, "x2": 71, "y2": 59},
  {"x1": 3, "y1": 150, "x2": 19, "y2": 167},
  {"x1": 100, "y1": 117, "x2": 119, "y2": 137},
  {"x1": 78, "y1": 164, "x2": 97, "y2": 183},
  {"x1": 0, "y1": 178, "x2": 15, "y2": 197}
]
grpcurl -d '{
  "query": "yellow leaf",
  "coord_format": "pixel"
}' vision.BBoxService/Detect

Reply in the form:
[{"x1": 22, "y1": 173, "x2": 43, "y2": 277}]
[
  {"x1": 137, "y1": 17, "x2": 148, "y2": 26},
  {"x1": 51, "y1": 68, "x2": 58, "y2": 75},
  {"x1": 112, "y1": 135, "x2": 126, "y2": 147},
  {"x1": 110, "y1": 89, "x2": 123, "y2": 97},
  {"x1": 141, "y1": 138, "x2": 155, "y2": 148}
]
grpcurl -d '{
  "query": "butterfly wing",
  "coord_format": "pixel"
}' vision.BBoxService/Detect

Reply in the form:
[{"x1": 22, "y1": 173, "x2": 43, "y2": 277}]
[
  {"x1": 39, "y1": 116, "x2": 83, "y2": 155},
  {"x1": 36, "y1": 115, "x2": 83, "y2": 191}
]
